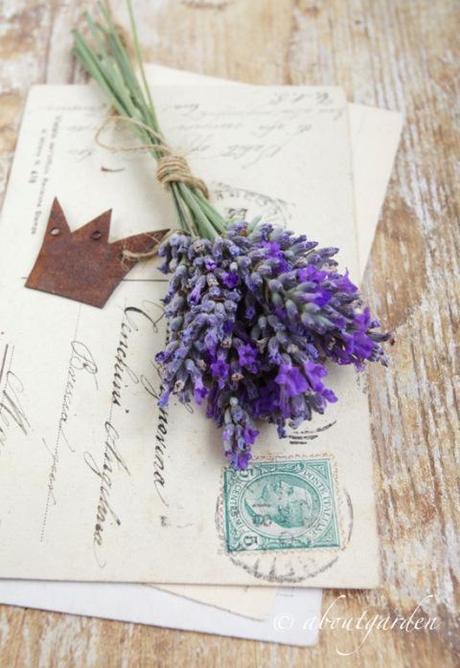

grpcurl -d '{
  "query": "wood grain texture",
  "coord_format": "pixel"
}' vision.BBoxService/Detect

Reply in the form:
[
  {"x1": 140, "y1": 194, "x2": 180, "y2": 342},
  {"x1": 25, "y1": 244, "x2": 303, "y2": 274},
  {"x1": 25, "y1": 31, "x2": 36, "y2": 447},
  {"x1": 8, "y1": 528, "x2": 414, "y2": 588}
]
[{"x1": 0, "y1": 0, "x2": 458, "y2": 665}]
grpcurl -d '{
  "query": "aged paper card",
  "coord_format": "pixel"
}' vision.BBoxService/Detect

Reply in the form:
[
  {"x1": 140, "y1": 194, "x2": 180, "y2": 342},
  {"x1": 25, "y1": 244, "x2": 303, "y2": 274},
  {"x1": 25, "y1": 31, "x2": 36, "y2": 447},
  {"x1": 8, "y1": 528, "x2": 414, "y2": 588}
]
[
  {"x1": 0, "y1": 581, "x2": 322, "y2": 646},
  {"x1": 146, "y1": 64, "x2": 403, "y2": 276},
  {"x1": 0, "y1": 83, "x2": 378, "y2": 587}
]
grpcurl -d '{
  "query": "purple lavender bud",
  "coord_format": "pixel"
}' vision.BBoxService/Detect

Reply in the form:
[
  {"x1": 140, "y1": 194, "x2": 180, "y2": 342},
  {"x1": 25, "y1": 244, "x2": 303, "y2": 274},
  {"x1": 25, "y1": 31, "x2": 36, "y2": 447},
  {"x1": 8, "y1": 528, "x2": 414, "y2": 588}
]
[
  {"x1": 275, "y1": 363, "x2": 309, "y2": 397},
  {"x1": 222, "y1": 397, "x2": 258, "y2": 469},
  {"x1": 237, "y1": 343, "x2": 258, "y2": 369}
]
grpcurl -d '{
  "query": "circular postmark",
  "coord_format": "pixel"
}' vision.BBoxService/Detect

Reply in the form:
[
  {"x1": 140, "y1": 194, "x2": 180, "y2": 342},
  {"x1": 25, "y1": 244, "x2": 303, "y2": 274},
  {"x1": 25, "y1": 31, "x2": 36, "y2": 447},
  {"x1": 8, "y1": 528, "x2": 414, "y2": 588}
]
[
  {"x1": 210, "y1": 181, "x2": 294, "y2": 229},
  {"x1": 218, "y1": 457, "x2": 353, "y2": 584}
]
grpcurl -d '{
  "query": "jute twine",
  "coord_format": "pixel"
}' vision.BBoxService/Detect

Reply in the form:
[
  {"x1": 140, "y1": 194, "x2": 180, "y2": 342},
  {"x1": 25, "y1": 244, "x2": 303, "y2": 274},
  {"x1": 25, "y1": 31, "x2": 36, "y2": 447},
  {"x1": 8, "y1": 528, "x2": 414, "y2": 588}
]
[{"x1": 95, "y1": 115, "x2": 209, "y2": 261}]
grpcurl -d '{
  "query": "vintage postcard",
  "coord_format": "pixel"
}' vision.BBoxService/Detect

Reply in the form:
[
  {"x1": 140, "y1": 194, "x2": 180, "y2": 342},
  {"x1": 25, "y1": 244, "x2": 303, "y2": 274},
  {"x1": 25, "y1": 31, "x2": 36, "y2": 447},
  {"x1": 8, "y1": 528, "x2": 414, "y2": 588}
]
[
  {"x1": 0, "y1": 83, "x2": 379, "y2": 586},
  {"x1": 146, "y1": 64, "x2": 403, "y2": 274}
]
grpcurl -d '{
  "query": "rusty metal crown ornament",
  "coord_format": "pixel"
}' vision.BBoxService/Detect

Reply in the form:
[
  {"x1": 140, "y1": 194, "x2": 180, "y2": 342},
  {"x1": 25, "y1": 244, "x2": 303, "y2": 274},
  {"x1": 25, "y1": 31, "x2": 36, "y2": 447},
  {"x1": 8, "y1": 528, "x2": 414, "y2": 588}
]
[{"x1": 26, "y1": 198, "x2": 169, "y2": 308}]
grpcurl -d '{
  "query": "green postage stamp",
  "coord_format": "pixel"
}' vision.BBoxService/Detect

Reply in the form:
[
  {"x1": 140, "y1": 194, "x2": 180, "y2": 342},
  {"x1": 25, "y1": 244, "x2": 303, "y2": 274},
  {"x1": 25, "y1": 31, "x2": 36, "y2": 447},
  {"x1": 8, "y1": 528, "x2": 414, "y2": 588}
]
[{"x1": 224, "y1": 459, "x2": 340, "y2": 553}]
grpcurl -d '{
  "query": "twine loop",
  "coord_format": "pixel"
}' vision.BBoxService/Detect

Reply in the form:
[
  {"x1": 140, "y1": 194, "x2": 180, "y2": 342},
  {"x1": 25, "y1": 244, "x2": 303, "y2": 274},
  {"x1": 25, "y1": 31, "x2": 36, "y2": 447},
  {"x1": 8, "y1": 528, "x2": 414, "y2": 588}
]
[
  {"x1": 95, "y1": 115, "x2": 208, "y2": 197},
  {"x1": 95, "y1": 114, "x2": 209, "y2": 261}
]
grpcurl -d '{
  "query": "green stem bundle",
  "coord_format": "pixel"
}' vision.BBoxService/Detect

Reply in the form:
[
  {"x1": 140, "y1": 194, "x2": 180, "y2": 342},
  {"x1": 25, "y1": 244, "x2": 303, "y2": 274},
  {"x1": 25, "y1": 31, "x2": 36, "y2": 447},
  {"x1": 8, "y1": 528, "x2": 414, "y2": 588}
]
[{"x1": 72, "y1": 0, "x2": 227, "y2": 239}]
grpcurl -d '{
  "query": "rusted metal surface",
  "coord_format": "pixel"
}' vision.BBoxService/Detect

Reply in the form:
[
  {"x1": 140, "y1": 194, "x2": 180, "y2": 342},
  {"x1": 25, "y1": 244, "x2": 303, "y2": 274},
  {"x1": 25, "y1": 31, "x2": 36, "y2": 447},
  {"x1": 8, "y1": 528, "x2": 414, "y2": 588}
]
[{"x1": 26, "y1": 197, "x2": 169, "y2": 308}]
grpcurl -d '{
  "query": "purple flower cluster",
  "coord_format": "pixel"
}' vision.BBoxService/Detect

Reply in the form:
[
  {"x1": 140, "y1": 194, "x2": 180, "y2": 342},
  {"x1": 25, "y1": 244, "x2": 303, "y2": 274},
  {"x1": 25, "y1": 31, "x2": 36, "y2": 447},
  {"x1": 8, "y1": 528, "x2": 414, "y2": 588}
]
[{"x1": 155, "y1": 222, "x2": 389, "y2": 469}]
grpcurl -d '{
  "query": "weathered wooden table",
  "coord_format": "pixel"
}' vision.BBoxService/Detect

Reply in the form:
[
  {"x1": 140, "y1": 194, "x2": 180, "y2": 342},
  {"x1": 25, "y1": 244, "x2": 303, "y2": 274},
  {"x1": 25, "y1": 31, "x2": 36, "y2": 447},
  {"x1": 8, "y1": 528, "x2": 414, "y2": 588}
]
[{"x1": 0, "y1": 1, "x2": 458, "y2": 666}]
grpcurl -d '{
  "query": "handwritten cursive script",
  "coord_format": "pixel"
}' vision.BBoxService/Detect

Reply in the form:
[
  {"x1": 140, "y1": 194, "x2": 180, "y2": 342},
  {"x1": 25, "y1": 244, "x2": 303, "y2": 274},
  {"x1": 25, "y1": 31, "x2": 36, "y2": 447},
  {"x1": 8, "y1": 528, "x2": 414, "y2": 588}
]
[
  {"x1": 0, "y1": 345, "x2": 30, "y2": 451},
  {"x1": 41, "y1": 339, "x2": 98, "y2": 541},
  {"x1": 141, "y1": 373, "x2": 169, "y2": 507},
  {"x1": 87, "y1": 302, "x2": 163, "y2": 564}
]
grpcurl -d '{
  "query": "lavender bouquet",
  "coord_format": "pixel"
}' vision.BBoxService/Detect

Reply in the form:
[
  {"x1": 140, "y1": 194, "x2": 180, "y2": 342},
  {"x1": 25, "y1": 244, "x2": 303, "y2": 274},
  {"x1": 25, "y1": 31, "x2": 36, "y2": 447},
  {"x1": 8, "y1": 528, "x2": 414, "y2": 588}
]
[{"x1": 74, "y1": 1, "x2": 389, "y2": 469}]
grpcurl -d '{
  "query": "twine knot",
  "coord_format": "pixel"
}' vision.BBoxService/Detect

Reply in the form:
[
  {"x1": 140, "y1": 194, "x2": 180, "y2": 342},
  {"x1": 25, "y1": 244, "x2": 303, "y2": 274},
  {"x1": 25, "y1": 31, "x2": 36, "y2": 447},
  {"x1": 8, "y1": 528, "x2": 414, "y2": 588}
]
[{"x1": 156, "y1": 153, "x2": 209, "y2": 199}]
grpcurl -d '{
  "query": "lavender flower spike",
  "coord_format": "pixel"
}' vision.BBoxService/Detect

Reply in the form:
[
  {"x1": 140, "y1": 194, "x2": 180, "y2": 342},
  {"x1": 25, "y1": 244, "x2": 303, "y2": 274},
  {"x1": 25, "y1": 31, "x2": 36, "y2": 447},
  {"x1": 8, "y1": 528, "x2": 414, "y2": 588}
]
[{"x1": 155, "y1": 221, "x2": 390, "y2": 469}]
